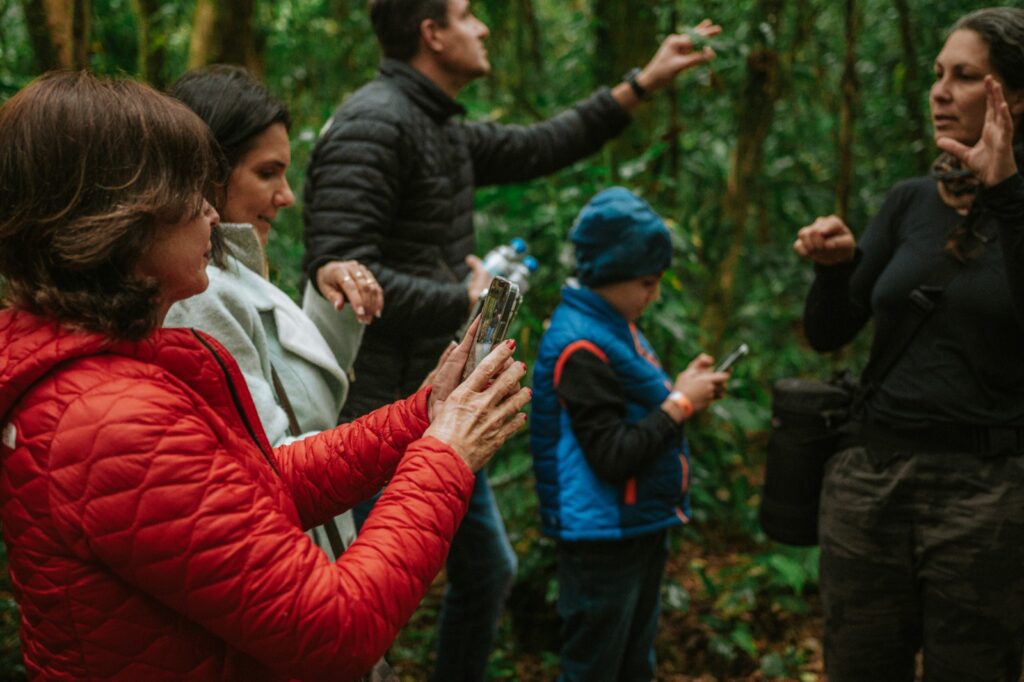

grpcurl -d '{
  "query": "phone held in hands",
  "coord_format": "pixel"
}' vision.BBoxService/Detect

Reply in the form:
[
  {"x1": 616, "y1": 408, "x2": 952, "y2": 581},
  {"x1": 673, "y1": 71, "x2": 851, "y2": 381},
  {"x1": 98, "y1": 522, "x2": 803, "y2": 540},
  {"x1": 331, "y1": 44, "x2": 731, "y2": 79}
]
[
  {"x1": 463, "y1": 276, "x2": 522, "y2": 379},
  {"x1": 715, "y1": 342, "x2": 750, "y2": 373}
]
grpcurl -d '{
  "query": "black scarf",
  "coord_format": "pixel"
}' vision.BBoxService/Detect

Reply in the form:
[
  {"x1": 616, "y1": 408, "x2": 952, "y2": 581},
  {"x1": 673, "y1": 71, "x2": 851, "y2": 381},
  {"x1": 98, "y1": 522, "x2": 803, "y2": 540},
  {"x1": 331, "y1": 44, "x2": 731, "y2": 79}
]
[{"x1": 930, "y1": 151, "x2": 982, "y2": 198}]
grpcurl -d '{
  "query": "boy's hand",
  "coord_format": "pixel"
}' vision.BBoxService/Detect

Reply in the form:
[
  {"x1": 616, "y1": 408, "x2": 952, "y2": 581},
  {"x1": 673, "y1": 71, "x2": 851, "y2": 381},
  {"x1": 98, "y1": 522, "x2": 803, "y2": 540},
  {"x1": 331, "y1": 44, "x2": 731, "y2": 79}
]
[{"x1": 663, "y1": 353, "x2": 729, "y2": 421}]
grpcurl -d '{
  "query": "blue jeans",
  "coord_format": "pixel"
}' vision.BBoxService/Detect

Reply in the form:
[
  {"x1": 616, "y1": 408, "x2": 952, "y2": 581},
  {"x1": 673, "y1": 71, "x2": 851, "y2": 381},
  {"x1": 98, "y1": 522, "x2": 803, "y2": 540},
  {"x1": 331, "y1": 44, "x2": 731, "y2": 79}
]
[
  {"x1": 556, "y1": 530, "x2": 668, "y2": 682},
  {"x1": 355, "y1": 469, "x2": 517, "y2": 681}
]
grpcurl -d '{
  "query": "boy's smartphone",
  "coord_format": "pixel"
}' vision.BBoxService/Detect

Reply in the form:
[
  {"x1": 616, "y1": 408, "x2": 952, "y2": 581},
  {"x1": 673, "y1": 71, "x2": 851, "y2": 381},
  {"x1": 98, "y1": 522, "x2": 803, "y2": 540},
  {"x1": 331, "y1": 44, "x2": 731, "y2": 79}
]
[
  {"x1": 715, "y1": 342, "x2": 749, "y2": 373},
  {"x1": 463, "y1": 276, "x2": 522, "y2": 379}
]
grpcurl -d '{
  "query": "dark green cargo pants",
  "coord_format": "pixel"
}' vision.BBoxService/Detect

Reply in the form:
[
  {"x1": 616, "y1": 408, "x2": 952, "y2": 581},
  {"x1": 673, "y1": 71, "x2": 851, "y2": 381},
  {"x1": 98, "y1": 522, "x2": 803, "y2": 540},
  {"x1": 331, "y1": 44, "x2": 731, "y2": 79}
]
[{"x1": 819, "y1": 445, "x2": 1024, "y2": 682}]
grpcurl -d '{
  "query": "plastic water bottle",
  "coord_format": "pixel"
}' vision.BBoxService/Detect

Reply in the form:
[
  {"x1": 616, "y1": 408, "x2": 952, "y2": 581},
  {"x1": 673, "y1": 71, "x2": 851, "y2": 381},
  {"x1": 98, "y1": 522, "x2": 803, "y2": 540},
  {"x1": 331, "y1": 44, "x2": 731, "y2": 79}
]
[
  {"x1": 507, "y1": 255, "x2": 538, "y2": 293},
  {"x1": 481, "y1": 238, "x2": 528, "y2": 277}
]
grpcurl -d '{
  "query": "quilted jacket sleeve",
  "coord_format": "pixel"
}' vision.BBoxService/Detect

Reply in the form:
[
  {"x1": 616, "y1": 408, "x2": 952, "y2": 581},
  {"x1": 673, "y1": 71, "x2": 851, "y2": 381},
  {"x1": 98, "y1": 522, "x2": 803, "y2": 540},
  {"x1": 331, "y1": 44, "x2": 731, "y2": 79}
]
[
  {"x1": 274, "y1": 387, "x2": 437, "y2": 529},
  {"x1": 47, "y1": 376, "x2": 475, "y2": 681},
  {"x1": 465, "y1": 88, "x2": 632, "y2": 187},
  {"x1": 302, "y1": 112, "x2": 470, "y2": 337}
]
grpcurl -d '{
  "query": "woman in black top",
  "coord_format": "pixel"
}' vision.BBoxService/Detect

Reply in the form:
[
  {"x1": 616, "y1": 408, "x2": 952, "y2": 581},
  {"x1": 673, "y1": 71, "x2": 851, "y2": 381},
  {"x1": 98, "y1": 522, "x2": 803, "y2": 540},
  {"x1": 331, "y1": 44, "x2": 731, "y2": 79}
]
[{"x1": 793, "y1": 8, "x2": 1024, "y2": 682}]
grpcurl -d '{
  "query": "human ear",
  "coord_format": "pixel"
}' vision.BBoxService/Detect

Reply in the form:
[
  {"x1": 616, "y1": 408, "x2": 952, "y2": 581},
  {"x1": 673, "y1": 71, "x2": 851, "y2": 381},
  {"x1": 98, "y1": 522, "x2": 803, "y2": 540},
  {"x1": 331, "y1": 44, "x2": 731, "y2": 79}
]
[{"x1": 419, "y1": 18, "x2": 444, "y2": 53}]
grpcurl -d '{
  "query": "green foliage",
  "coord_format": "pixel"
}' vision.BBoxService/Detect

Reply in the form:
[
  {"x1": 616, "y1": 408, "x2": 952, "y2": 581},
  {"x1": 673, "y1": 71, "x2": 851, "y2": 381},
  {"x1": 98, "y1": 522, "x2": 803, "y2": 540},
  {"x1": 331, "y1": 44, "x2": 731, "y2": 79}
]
[{"x1": 2, "y1": 0, "x2": 1021, "y2": 678}]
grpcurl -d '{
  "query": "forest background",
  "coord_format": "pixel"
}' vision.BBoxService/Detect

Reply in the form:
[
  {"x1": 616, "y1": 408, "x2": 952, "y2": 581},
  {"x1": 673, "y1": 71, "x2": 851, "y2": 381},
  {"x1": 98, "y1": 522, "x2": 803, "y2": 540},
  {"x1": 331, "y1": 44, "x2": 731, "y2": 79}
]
[{"x1": 1, "y1": 0, "x2": 1020, "y2": 679}]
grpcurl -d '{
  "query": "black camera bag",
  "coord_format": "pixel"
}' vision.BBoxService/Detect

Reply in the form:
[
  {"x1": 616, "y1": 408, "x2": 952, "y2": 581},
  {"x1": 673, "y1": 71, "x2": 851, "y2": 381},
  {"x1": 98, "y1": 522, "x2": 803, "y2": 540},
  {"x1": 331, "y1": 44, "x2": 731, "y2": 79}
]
[{"x1": 760, "y1": 375, "x2": 856, "y2": 545}]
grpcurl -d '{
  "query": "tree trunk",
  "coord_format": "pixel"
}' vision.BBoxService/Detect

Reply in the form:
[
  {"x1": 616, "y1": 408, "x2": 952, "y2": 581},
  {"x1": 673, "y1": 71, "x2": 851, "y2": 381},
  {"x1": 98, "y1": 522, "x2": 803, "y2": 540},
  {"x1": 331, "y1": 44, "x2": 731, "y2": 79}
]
[
  {"x1": 133, "y1": 0, "x2": 168, "y2": 86},
  {"x1": 835, "y1": 0, "x2": 860, "y2": 222},
  {"x1": 479, "y1": 0, "x2": 544, "y2": 118},
  {"x1": 664, "y1": 4, "x2": 681, "y2": 201},
  {"x1": 20, "y1": 0, "x2": 90, "y2": 71},
  {"x1": 188, "y1": 0, "x2": 262, "y2": 75},
  {"x1": 592, "y1": 0, "x2": 659, "y2": 164},
  {"x1": 697, "y1": 0, "x2": 816, "y2": 345},
  {"x1": 894, "y1": 0, "x2": 930, "y2": 173}
]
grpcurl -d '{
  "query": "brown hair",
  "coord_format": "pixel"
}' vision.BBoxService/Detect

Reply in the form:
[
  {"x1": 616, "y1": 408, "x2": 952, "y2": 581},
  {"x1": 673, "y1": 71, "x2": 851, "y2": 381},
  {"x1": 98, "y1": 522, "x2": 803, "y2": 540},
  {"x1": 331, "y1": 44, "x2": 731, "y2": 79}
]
[
  {"x1": 369, "y1": 0, "x2": 449, "y2": 61},
  {"x1": 0, "y1": 71, "x2": 222, "y2": 339}
]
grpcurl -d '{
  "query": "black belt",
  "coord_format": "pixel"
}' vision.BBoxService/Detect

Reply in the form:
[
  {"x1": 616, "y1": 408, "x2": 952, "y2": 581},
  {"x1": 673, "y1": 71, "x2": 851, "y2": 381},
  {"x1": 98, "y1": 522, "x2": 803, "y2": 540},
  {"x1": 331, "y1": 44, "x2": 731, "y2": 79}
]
[{"x1": 863, "y1": 420, "x2": 1024, "y2": 456}]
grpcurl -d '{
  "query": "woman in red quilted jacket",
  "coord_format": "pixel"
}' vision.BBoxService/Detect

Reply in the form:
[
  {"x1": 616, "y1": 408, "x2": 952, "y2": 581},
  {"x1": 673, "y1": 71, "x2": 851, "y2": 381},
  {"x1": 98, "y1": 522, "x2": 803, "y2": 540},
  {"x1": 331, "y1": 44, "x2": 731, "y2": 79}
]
[{"x1": 0, "y1": 71, "x2": 530, "y2": 681}]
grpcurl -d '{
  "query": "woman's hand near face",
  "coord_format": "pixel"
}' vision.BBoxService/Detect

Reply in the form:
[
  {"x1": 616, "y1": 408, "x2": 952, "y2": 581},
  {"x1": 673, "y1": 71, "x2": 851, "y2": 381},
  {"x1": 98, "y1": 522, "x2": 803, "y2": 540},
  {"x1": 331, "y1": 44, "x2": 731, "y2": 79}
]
[
  {"x1": 793, "y1": 215, "x2": 857, "y2": 265},
  {"x1": 315, "y1": 259, "x2": 384, "y2": 323},
  {"x1": 937, "y1": 76, "x2": 1019, "y2": 187},
  {"x1": 424, "y1": 339, "x2": 530, "y2": 473}
]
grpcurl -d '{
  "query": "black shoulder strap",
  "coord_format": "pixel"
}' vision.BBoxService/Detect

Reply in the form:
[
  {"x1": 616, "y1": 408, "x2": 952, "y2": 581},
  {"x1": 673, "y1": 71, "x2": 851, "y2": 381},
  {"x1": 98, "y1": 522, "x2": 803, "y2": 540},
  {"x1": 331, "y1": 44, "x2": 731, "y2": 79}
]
[
  {"x1": 269, "y1": 363, "x2": 348, "y2": 559},
  {"x1": 270, "y1": 365, "x2": 303, "y2": 439},
  {"x1": 860, "y1": 252, "x2": 963, "y2": 389}
]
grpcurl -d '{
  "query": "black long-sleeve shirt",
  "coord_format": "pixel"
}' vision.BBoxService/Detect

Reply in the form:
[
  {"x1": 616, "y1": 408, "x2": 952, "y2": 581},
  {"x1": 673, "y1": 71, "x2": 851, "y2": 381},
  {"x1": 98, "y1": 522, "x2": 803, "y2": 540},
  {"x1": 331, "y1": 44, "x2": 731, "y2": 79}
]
[
  {"x1": 555, "y1": 347, "x2": 682, "y2": 482},
  {"x1": 804, "y1": 173, "x2": 1024, "y2": 426}
]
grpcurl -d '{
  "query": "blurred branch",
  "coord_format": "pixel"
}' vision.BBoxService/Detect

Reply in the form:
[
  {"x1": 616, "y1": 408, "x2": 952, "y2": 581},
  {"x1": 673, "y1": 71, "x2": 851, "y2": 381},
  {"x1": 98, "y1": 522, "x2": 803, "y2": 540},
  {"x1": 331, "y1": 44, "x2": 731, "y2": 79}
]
[
  {"x1": 20, "y1": 0, "x2": 90, "y2": 71},
  {"x1": 894, "y1": 0, "x2": 930, "y2": 174},
  {"x1": 133, "y1": 0, "x2": 167, "y2": 86},
  {"x1": 835, "y1": 0, "x2": 860, "y2": 221},
  {"x1": 188, "y1": 0, "x2": 263, "y2": 75}
]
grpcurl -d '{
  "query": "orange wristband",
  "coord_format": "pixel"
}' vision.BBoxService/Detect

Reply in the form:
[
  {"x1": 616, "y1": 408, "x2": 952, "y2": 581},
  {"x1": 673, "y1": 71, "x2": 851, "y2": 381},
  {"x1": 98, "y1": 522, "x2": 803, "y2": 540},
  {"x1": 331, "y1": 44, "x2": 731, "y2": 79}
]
[{"x1": 667, "y1": 390, "x2": 694, "y2": 421}]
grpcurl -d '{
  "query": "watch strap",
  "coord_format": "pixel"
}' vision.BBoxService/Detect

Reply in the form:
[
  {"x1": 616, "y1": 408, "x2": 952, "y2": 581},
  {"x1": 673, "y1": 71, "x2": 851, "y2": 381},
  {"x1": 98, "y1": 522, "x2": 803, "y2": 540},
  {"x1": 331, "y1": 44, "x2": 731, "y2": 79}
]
[{"x1": 623, "y1": 67, "x2": 651, "y2": 101}]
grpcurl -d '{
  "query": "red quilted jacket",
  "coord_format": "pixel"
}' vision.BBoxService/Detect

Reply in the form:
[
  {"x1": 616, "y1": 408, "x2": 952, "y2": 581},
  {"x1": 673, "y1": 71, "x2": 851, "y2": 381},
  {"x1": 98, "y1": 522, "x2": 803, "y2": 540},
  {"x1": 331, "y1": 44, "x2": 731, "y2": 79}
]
[{"x1": 0, "y1": 309, "x2": 476, "y2": 681}]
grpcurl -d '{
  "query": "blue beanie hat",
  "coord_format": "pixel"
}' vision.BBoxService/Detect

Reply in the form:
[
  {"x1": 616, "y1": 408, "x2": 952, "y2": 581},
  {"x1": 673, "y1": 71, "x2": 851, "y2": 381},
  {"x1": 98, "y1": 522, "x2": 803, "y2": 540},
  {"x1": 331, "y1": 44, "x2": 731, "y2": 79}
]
[{"x1": 570, "y1": 187, "x2": 672, "y2": 287}]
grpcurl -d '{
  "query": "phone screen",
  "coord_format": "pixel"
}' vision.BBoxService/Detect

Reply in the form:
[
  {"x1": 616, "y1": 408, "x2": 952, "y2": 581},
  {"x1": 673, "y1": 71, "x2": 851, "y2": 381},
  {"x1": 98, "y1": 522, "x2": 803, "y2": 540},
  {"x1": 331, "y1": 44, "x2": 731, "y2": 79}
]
[
  {"x1": 463, "y1": 276, "x2": 522, "y2": 379},
  {"x1": 715, "y1": 343, "x2": 749, "y2": 372}
]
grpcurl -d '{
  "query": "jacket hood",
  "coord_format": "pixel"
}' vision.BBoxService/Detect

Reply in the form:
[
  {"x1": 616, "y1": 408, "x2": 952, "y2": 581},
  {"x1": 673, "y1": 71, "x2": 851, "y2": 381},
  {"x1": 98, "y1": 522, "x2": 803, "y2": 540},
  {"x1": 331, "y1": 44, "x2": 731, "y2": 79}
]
[
  {"x1": 0, "y1": 309, "x2": 112, "y2": 420},
  {"x1": 0, "y1": 307, "x2": 277, "y2": 458}
]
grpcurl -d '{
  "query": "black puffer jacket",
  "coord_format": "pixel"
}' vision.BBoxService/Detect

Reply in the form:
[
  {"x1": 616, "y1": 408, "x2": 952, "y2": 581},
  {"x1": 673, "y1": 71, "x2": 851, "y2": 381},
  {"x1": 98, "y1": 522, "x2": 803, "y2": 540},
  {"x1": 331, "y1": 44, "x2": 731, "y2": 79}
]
[{"x1": 303, "y1": 59, "x2": 631, "y2": 418}]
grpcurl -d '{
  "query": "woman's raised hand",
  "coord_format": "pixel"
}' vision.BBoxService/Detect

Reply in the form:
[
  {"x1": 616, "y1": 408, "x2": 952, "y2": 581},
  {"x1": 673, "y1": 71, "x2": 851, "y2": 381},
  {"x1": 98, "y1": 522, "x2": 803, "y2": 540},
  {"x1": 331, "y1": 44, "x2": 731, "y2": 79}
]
[
  {"x1": 793, "y1": 215, "x2": 857, "y2": 265},
  {"x1": 937, "y1": 76, "x2": 1019, "y2": 188},
  {"x1": 315, "y1": 259, "x2": 384, "y2": 323},
  {"x1": 424, "y1": 338, "x2": 531, "y2": 473}
]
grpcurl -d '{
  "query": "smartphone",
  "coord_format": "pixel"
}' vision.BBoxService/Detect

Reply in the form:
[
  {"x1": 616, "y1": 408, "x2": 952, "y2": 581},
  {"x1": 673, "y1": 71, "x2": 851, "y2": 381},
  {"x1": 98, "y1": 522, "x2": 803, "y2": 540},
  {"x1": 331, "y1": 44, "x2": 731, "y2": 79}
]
[
  {"x1": 715, "y1": 342, "x2": 749, "y2": 373},
  {"x1": 463, "y1": 276, "x2": 522, "y2": 379}
]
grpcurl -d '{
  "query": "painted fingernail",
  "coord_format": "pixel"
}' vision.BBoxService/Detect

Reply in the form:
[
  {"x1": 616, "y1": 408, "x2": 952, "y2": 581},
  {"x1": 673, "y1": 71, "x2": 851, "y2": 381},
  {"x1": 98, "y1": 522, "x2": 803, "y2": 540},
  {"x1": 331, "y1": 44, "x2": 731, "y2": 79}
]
[
  {"x1": 520, "y1": 362, "x2": 528, "y2": 372},
  {"x1": 506, "y1": 339, "x2": 516, "y2": 350}
]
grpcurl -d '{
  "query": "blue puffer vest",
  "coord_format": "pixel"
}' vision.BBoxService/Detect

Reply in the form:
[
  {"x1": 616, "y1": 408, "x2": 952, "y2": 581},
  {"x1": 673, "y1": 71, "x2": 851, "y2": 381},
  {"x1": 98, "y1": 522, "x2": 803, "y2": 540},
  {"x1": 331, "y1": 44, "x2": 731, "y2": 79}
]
[{"x1": 530, "y1": 284, "x2": 690, "y2": 541}]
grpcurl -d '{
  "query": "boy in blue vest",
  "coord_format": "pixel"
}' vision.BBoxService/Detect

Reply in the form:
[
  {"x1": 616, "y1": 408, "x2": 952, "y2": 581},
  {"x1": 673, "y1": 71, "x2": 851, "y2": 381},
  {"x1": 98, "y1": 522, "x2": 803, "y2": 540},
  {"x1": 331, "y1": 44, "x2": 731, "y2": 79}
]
[{"x1": 530, "y1": 187, "x2": 729, "y2": 681}]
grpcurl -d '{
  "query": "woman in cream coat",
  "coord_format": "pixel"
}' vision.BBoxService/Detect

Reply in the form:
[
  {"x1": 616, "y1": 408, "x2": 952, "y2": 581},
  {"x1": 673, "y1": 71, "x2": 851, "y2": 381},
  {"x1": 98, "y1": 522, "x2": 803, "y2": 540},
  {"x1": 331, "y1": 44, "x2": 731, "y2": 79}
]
[{"x1": 165, "y1": 65, "x2": 384, "y2": 558}]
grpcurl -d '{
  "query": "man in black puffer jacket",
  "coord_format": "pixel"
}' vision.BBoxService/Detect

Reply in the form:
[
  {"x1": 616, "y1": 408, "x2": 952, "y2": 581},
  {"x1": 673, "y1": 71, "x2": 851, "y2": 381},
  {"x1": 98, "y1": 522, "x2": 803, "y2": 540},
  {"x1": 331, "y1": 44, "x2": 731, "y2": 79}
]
[{"x1": 302, "y1": 1, "x2": 721, "y2": 679}]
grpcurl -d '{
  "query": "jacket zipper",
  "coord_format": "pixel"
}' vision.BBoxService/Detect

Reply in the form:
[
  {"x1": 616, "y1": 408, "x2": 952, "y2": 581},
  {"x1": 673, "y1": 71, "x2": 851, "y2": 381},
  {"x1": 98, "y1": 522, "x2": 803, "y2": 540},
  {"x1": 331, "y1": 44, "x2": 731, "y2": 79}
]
[{"x1": 192, "y1": 330, "x2": 281, "y2": 477}]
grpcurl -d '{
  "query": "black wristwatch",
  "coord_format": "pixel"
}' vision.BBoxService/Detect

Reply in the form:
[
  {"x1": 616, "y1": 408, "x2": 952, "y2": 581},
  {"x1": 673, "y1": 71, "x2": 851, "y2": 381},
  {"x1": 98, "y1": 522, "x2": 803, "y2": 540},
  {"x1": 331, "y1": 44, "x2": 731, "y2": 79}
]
[{"x1": 623, "y1": 67, "x2": 651, "y2": 101}]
